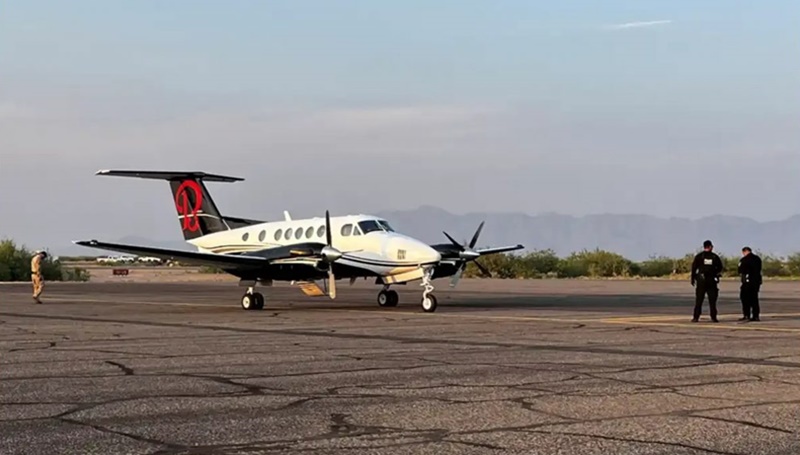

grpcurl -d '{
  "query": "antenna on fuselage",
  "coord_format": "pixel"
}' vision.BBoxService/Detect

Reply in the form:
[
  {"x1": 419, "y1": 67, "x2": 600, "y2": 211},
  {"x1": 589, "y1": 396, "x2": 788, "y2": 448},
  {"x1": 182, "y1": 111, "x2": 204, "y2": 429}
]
[{"x1": 283, "y1": 211, "x2": 292, "y2": 221}]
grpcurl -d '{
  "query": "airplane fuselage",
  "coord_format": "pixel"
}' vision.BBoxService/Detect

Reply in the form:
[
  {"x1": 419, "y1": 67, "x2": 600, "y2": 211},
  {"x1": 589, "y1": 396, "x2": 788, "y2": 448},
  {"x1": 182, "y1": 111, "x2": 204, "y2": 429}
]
[{"x1": 189, "y1": 214, "x2": 442, "y2": 281}]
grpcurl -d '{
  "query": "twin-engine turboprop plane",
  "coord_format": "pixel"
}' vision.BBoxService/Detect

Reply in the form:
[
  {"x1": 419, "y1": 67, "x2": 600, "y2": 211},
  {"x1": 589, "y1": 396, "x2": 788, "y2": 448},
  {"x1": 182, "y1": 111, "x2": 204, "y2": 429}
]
[{"x1": 74, "y1": 170, "x2": 524, "y2": 312}]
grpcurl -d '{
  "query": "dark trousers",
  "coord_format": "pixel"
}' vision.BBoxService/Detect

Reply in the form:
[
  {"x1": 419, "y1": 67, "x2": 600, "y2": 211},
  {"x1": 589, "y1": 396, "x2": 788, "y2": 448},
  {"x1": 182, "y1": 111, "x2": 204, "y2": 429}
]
[
  {"x1": 694, "y1": 282, "x2": 719, "y2": 320},
  {"x1": 740, "y1": 284, "x2": 761, "y2": 319}
]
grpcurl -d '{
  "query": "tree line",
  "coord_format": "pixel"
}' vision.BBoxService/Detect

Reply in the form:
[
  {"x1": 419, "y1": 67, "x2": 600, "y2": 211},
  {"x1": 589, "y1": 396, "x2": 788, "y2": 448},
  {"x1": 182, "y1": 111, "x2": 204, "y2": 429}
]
[
  {"x1": 4, "y1": 238, "x2": 800, "y2": 282},
  {"x1": 461, "y1": 248, "x2": 800, "y2": 279},
  {"x1": 0, "y1": 240, "x2": 89, "y2": 282}
]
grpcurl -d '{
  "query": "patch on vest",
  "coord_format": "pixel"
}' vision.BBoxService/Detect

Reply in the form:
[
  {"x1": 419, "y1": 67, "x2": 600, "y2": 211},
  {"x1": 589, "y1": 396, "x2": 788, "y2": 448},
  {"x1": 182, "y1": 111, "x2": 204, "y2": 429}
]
[{"x1": 703, "y1": 258, "x2": 713, "y2": 265}]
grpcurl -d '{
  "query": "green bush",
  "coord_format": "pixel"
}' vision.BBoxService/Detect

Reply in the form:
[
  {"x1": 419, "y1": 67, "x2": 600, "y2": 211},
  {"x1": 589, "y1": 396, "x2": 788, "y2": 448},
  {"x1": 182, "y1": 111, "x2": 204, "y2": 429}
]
[
  {"x1": 638, "y1": 256, "x2": 676, "y2": 277},
  {"x1": 0, "y1": 239, "x2": 89, "y2": 282},
  {"x1": 761, "y1": 254, "x2": 790, "y2": 277},
  {"x1": 456, "y1": 247, "x2": 800, "y2": 280},
  {"x1": 198, "y1": 265, "x2": 225, "y2": 274},
  {"x1": 4, "y1": 237, "x2": 800, "y2": 282}
]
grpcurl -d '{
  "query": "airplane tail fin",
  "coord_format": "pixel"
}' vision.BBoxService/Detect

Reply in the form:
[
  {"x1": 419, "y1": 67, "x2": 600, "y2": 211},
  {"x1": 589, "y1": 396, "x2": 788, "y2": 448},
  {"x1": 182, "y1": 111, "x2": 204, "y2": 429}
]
[{"x1": 95, "y1": 170, "x2": 247, "y2": 240}]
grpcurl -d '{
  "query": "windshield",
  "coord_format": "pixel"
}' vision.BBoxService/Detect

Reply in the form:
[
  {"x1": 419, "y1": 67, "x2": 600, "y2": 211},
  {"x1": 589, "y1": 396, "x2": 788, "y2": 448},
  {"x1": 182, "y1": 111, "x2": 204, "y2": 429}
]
[
  {"x1": 357, "y1": 219, "x2": 395, "y2": 234},
  {"x1": 377, "y1": 220, "x2": 395, "y2": 232},
  {"x1": 358, "y1": 220, "x2": 383, "y2": 234}
]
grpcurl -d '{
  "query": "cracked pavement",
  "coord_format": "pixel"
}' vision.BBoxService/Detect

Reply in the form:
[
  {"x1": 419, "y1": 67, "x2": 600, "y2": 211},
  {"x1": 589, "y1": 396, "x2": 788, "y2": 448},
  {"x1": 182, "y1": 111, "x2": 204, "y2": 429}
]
[{"x1": 1, "y1": 279, "x2": 800, "y2": 454}]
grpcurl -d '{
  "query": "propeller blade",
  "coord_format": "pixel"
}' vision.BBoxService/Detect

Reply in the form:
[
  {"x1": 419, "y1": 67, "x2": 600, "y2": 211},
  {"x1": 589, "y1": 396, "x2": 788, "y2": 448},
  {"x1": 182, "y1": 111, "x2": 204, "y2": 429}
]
[
  {"x1": 324, "y1": 210, "x2": 337, "y2": 299},
  {"x1": 474, "y1": 260, "x2": 492, "y2": 277},
  {"x1": 442, "y1": 231, "x2": 464, "y2": 249},
  {"x1": 325, "y1": 210, "x2": 332, "y2": 246},
  {"x1": 450, "y1": 267, "x2": 463, "y2": 287},
  {"x1": 469, "y1": 221, "x2": 485, "y2": 249},
  {"x1": 328, "y1": 268, "x2": 336, "y2": 299}
]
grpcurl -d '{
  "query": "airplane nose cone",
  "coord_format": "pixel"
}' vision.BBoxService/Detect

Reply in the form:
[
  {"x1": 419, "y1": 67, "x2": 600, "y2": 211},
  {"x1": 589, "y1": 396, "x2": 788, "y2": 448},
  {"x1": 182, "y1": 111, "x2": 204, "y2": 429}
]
[
  {"x1": 460, "y1": 249, "x2": 480, "y2": 260},
  {"x1": 389, "y1": 235, "x2": 442, "y2": 264},
  {"x1": 422, "y1": 245, "x2": 442, "y2": 264}
]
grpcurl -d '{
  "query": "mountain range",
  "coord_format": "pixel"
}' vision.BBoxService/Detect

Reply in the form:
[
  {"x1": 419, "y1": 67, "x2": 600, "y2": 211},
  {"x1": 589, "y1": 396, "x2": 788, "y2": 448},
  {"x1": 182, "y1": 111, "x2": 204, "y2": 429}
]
[
  {"x1": 375, "y1": 206, "x2": 800, "y2": 261},
  {"x1": 62, "y1": 206, "x2": 800, "y2": 261}
]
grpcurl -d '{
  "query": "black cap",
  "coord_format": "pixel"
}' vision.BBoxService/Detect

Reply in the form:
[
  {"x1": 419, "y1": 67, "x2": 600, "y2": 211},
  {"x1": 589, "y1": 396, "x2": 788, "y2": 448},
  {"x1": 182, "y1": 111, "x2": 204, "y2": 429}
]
[
  {"x1": 742, "y1": 246, "x2": 752, "y2": 252},
  {"x1": 703, "y1": 240, "x2": 713, "y2": 248}
]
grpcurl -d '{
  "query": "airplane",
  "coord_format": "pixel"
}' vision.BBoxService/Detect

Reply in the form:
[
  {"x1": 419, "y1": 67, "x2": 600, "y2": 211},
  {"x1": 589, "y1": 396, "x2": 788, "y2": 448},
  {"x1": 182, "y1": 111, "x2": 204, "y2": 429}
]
[{"x1": 74, "y1": 170, "x2": 524, "y2": 313}]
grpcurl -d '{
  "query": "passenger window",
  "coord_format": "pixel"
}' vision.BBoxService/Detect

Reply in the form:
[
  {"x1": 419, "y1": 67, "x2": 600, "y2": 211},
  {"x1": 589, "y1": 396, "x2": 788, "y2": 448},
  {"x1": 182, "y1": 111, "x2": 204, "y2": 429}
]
[
  {"x1": 317, "y1": 225, "x2": 326, "y2": 238},
  {"x1": 258, "y1": 230, "x2": 266, "y2": 242},
  {"x1": 242, "y1": 232, "x2": 249, "y2": 241},
  {"x1": 284, "y1": 228, "x2": 293, "y2": 240},
  {"x1": 305, "y1": 226, "x2": 314, "y2": 239},
  {"x1": 341, "y1": 224, "x2": 353, "y2": 236},
  {"x1": 274, "y1": 229, "x2": 282, "y2": 241},
  {"x1": 295, "y1": 228, "x2": 303, "y2": 240}
]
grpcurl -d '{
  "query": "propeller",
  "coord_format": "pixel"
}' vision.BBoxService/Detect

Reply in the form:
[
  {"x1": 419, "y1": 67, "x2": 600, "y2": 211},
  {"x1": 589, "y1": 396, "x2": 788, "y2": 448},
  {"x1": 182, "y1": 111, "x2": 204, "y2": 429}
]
[
  {"x1": 442, "y1": 221, "x2": 492, "y2": 287},
  {"x1": 320, "y1": 210, "x2": 340, "y2": 299}
]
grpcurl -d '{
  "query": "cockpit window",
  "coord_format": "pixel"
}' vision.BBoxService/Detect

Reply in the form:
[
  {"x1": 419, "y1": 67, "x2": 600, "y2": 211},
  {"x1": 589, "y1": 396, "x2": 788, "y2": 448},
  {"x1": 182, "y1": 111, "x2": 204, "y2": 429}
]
[
  {"x1": 377, "y1": 220, "x2": 395, "y2": 232},
  {"x1": 358, "y1": 220, "x2": 382, "y2": 234},
  {"x1": 357, "y1": 219, "x2": 395, "y2": 234}
]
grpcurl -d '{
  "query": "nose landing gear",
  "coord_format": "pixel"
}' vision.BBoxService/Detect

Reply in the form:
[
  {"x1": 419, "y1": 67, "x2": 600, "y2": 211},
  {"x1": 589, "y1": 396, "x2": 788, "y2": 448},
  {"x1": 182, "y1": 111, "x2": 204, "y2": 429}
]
[
  {"x1": 420, "y1": 266, "x2": 437, "y2": 312},
  {"x1": 375, "y1": 266, "x2": 438, "y2": 312}
]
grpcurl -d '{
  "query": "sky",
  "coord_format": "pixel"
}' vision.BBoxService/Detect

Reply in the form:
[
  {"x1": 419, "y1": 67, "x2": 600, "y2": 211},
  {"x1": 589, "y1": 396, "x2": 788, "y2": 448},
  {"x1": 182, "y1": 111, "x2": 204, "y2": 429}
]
[{"x1": 2, "y1": 0, "x2": 799, "y2": 250}]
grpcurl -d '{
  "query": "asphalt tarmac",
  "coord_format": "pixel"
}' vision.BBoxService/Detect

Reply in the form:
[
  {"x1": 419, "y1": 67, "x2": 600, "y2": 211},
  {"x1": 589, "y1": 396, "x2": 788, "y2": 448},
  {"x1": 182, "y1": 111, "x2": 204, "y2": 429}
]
[{"x1": 2, "y1": 279, "x2": 800, "y2": 455}]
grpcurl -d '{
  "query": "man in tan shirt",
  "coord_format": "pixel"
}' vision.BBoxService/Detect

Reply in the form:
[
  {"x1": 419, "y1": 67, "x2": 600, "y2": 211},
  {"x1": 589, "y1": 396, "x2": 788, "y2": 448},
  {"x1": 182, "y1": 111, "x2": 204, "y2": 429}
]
[{"x1": 31, "y1": 251, "x2": 47, "y2": 303}]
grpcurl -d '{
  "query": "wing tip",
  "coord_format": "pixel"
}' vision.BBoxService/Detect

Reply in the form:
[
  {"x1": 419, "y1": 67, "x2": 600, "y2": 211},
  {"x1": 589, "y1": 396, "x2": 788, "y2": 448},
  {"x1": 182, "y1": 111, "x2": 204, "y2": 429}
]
[{"x1": 73, "y1": 239, "x2": 99, "y2": 246}]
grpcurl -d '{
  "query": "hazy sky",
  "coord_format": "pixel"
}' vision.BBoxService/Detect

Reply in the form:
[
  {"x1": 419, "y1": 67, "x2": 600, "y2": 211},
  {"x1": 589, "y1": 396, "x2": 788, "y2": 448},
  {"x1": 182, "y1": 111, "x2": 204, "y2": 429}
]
[{"x1": 2, "y1": 1, "x2": 799, "y2": 250}]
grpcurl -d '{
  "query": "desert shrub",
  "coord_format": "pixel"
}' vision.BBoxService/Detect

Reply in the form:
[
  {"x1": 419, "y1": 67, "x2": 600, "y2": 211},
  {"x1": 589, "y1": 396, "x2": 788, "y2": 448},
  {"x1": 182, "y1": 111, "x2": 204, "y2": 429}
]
[
  {"x1": 638, "y1": 256, "x2": 675, "y2": 277},
  {"x1": 760, "y1": 254, "x2": 790, "y2": 277},
  {"x1": 0, "y1": 239, "x2": 88, "y2": 282}
]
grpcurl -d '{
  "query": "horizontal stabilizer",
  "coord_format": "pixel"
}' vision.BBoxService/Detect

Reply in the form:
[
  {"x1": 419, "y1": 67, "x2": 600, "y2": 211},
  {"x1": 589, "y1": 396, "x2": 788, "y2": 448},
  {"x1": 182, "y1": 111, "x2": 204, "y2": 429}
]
[{"x1": 95, "y1": 169, "x2": 244, "y2": 182}]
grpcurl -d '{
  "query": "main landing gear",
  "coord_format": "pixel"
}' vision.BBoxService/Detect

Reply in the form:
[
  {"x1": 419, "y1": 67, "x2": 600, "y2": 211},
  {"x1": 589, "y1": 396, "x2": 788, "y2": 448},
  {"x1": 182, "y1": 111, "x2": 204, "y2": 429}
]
[
  {"x1": 241, "y1": 287, "x2": 264, "y2": 310},
  {"x1": 377, "y1": 287, "x2": 399, "y2": 307},
  {"x1": 376, "y1": 267, "x2": 438, "y2": 313}
]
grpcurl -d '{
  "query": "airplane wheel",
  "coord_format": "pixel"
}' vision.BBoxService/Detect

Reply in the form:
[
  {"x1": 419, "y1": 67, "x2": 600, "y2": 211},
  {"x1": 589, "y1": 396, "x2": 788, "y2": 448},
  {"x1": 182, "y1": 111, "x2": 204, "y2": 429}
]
[
  {"x1": 421, "y1": 294, "x2": 437, "y2": 313},
  {"x1": 378, "y1": 290, "x2": 392, "y2": 307},
  {"x1": 378, "y1": 290, "x2": 399, "y2": 307},
  {"x1": 387, "y1": 290, "x2": 399, "y2": 307},
  {"x1": 241, "y1": 293, "x2": 255, "y2": 310},
  {"x1": 253, "y1": 292, "x2": 265, "y2": 310}
]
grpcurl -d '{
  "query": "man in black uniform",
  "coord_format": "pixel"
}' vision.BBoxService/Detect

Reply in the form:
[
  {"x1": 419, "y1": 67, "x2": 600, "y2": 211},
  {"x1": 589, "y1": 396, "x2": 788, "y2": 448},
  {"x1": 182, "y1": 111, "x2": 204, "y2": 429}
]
[
  {"x1": 691, "y1": 240, "x2": 724, "y2": 322},
  {"x1": 738, "y1": 246, "x2": 762, "y2": 321}
]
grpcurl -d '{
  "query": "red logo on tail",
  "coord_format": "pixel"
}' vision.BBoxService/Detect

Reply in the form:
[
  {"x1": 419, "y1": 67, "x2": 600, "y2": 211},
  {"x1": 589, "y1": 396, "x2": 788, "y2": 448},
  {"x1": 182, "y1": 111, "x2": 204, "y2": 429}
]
[{"x1": 175, "y1": 180, "x2": 203, "y2": 232}]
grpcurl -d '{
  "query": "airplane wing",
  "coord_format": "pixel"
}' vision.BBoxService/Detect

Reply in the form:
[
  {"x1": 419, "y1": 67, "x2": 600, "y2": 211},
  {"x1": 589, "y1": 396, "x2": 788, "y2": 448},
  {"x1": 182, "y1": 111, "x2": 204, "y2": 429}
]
[
  {"x1": 428, "y1": 223, "x2": 526, "y2": 286},
  {"x1": 72, "y1": 239, "x2": 327, "y2": 269},
  {"x1": 476, "y1": 244, "x2": 525, "y2": 255}
]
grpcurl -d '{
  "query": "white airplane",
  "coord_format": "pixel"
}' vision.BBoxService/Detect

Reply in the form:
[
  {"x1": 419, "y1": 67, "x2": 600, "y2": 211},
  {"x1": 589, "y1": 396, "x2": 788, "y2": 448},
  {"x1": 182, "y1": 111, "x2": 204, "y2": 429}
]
[{"x1": 74, "y1": 170, "x2": 524, "y2": 312}]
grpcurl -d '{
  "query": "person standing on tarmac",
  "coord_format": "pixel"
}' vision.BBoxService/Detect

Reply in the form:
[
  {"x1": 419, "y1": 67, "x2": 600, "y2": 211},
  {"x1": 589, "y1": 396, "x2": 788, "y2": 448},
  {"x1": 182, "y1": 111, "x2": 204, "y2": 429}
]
[
  {"x1": 691, "y1": 240, "x2": 724, "y2": 322},
  {"x1": 30, "y1": 250, "x2": 47, "y2": 304},
  {"x1": 738, "y1": 246, "x2": 762, "y2": 322}
]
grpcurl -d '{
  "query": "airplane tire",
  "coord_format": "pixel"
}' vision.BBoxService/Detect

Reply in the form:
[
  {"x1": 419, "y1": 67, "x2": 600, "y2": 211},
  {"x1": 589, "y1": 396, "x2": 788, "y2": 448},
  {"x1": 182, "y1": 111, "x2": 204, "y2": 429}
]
[
  {"x1": 421, "y1": 294, "x2": 437, "y2": 313},
  {"x1": 253, "y1": 293, "x2": 265, "y2": 310},
  {"x1": 378, "y1": 290, "x2": 399, "y2": 307},
  {"x1": 241, "y1": 294, "x2": 255, "y2": 310}
]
